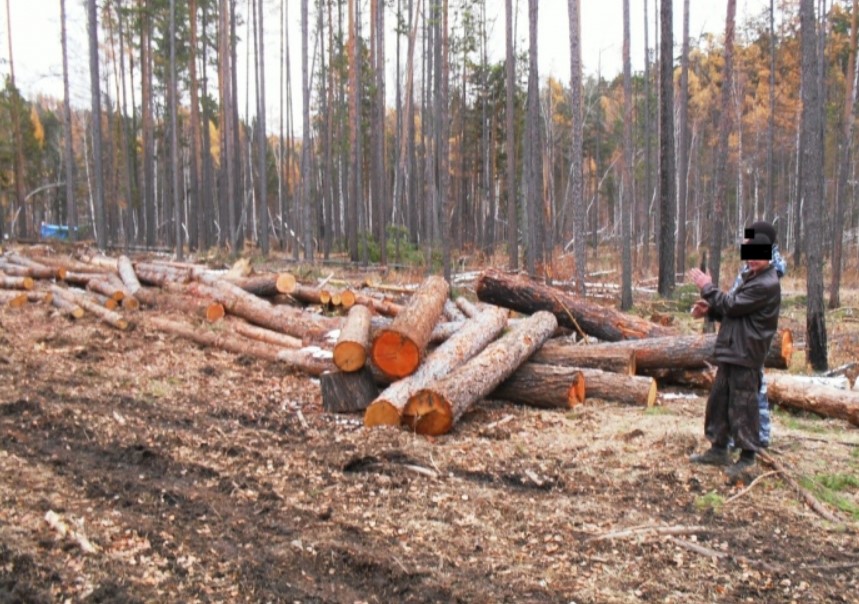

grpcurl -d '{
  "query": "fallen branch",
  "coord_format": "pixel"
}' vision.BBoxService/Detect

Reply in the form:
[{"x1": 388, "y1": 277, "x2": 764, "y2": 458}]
[
  {"x1": 586, "y1": 524, "x2": 709, "y2": 543},
  {"x1": 757, "y1": 451, "x2": 846, "y2": 525},
  {"x1": 724, "y1": 471, "x2": 779, "y2": 505}
]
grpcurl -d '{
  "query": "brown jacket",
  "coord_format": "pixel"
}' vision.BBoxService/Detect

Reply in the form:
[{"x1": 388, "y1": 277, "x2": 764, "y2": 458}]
[{"x1": 703, "y1": 265, "x2": 781, "y2": 368}]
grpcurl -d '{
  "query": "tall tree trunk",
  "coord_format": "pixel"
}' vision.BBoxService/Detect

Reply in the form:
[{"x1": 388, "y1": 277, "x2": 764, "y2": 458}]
[
  {"x1": 257, "y1": 0, "x2": 269, "y2": 256},
  {"x1": 505, "y1": 0, "x2": 518, "y2": 270},
  {"x1": 5, "y1": 0, "x2": 26, "y2": 238},
  {"x1": 657, "y1": 0, "x2": 675, "y2": 297},
  {"x1": 300, "y1": 0, "x2": 313, "y2": 260},
  {"x1": 88, "y1": 0, "x2": 107, "y2": 249},
  {"x1": 829, "y1": 0, "x2": 858, "y2": 309},
  {"x1": 710, "y1": 1, "x2": 736, "y2": 292},
  {"x1": 642, "y1": 0, "x2": 652, "y2": 270},
  {"x1": 439, "y1": 0, "x2": 451, "y2": 281},
  {"x1": 200, "y1": 3, "x2": 215, "y2": 251},
  {"x1": 168, "y1": 0, "x2": 183, "y2": 260},
  {"x1": 188, "y1": 0, "x2": 205, "y2": 250},
  {"x1": 525, "y1": 0, "x2": 543, "y2": 277},
  {"x1": 568, "y1": 0, "x2": 586, "y2": 294},
  {"x1": 620, "y1": 0, "x2": 633, "y2": 310},
  {"x1": 60, "y1": 0, "x2": 77, "y2": 243},
  {"x1": 348, "y1": 0, "x2": 362, "y2": 262},
  {"x1": 766, "y1": 0, "x2": 776, "y2": 224},
  {"x1": 800, "y1": 0, "x2": 828, "y2": 371},
  {"x1": 140, "y1": 0, "x2": 156, "y2": 247},
  {"x1": 676, "y1": 0, "x2": 690, "y2": 277}
]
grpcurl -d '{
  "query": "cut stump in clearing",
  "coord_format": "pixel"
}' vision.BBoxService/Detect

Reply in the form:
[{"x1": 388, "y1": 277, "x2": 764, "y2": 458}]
[
  {"x1": 402, "y1": 310, "x2": 558, "y2": 436},
  {"x1": 321, "y1": 368, "x2": 380, "y2": 413},
  {"x1": 370, "y1": 275, "x2": 449, "y2": 380}
]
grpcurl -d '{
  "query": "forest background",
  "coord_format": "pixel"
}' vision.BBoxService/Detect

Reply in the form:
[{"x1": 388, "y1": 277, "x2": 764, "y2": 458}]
[{"x1": 0, "y1": 0, "x2": 852, "y2": 370}]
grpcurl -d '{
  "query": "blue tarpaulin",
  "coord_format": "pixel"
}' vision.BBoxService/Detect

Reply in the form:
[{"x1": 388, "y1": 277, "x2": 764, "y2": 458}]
[{"x1": 40, "y1": 223, "x2": 77, "y2": 240}]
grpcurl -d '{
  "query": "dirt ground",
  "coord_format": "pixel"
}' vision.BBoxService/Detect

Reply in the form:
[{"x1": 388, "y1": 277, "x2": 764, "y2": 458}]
[{"x1": 1, "y1": 264, "x2": 858, "y2": 603}]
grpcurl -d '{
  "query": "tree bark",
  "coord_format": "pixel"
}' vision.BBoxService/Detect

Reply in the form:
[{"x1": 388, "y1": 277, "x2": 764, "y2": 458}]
[
  {"x1": 401, "y1": 311, "x2": 557, "y2": 436},
  {"x1": 52, "y1": 286, "x2": 129, "y2": 330},
  {"x1": 767, "y1": 373, "x2": 859, "y2": 426},
  {"x1": 370, "y1": 275, "x2": 449, "y2": 379},
  {"x1": 117, "y1": 256, "x2": 143, "y2": 295},
  {"x1": 134, "y1": 286, "x2": 225, "y2": 322},
  {"x1": 476, "y1": 269, "x2": 675, "y2": 340},
  {"x1": 0, "y1": 262, "x2": 56, "y2": 281},
  {"x1": 493, "y1": 364, "x2": 585, "y2": 409},
  {"x1": 505, "y1": 0, "x2": 518, "y2": 270},
  {"x1": 0, "y1": 291, "x2": 27, "y2": 308},
  {"x1": 51, "y1": 294, "x2": 84, "y2": 319},
  {"x1": 531, "y1": 343, "x2": 636, "y2": 375},
  {"x1": 364, "y1": 305, "x2": 508, "y2": 427},
  {"x1": 226, "y1": 318, "x2": 302, "y2": 348},
  {"x1": 657, "y1": 0, "x2": 676, "y2": 296},
  {"x1": 567, "y1": 0, "x2": 585, "y2": 292},
  {"x1": 334, "y1": 305, "x2": 372, "y2": 372},
  {"x1": 0, "y1": 275, "x2": 34, "y2": 291},
  {"x1": 321, "y1": 368, "x2": 380, "y2": 413},
  {"x1": 147, "y1": 317, "x2": 334, "y2": 376}
]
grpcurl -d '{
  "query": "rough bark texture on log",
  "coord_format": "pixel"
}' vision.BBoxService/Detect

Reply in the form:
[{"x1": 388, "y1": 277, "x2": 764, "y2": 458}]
[
  {"x1": 531, "y1": 342, "x2": 636, "y2": 375},
  {"x1": 476, "y1": 269, "x2": 675, "y2": 341},
  {"x1": 641, "y1": 367, "x2": 716, "y2": 390},
  {"x1": 0, "y1": 290, "x2": 27, "y2": 308},
  {"x1": 767, "y1": 373, "x2": 859, "y2": 426},
  {"x1": 52, "y1": 286, "x2": 130, "y2": 330},
  {"x1": 51, "y1": 294, "x2": 84, "y2": 319},
  {"x1": 147, "y1": 317, "x2": 335, "y2": 376},
  {"x1": 0, "y1": 261, "x2": 57, "y2": 281},
  {"x1": 493, "y1": 364, "x2": 586, "y2": 409},
  {"x1": 135, "y1": 286, "x2": 225, "y2": 322},
  {"x1": 25, "y1": 291, "x2": 53, "y2": 304},
  {"x1": 444, "y1": 299, "x2": 467, "y2": 322},
  {"x1": 86, "y1": 278, "x2": 125, "y2": 301},
  {"x1": 401, "y1": 311, "x2": 558, "y2": 435},
  {"x1": 0, "y1": 274, "x2": 34, "y2": 290},
  {"x1": 454, "y1": 296, "x2": 481, "y2": 318},
  {"x1": 352, "y1": 292, "x2": 402, "y2": 317},
  {"x1": 117, "y1": 255, "x2": 143, "y2": 294},
  {"x1": 227, "y1": 318, "x2": 302, "y2": 348},
  {"x1": 364, "y1": 306, "x2": 509, "y2": 427},
  {"x1": 134, "y1": 263, "x2": 193, "y2": 285},
  {"x1": 535, "y1": 329, "x2": 792, "y2": 372},
  {"x1": 5, "y1": 252, "x2": 68, "y2": 279},
  {"x1": 370, "y1": 275, "x2": 450, "y2": 380},
  {"x1": 334, "y1": 305, "x2": 372, "y2": 372},
  {"x1": 320, "y1": 368, "x2": 380, "y2": 413}
]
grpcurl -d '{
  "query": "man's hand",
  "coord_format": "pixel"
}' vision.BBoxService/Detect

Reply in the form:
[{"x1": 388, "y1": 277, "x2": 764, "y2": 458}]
[
  {"x1": 687, "y1": 267, "x2": 712, "y2": 290},
  {"x1": 690, "y1": 299, "x2": 710, "y2": 319}
]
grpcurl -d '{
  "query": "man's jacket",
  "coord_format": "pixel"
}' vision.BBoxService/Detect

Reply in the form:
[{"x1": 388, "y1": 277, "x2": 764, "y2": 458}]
[{"x1": 703, "y1": 264, "x2": 781, "y2": 368}]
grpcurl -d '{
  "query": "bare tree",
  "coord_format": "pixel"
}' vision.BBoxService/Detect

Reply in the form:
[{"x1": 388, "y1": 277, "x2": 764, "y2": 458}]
[
  {"x1": 800, "y1": 0, "x2": 828, "y2": 370},
  {"x1": 568, "y1": 0, "x2": 586, "y2": 294},
  {"x1": 4, "y1": 0, "x2": 26, "y2": 238},
  {"x1": 439, "y1": 0, "x2": 451, "y2": 280},
  {"x1": 88, "y1": 0, "x2": 107, "y2": 249},
  {"x1": 506, "y1": 0, "x2": 518, "y2": 270},
  {"x1": 168, "y1": 0, "x2": 183, "y2": 259},
  {"x1": 301, "y1": 0, "x2": 313, "y2": 260},
  {"x1": 60, "y1": 0, "x2": 77, "y2": 243},
  {"x1": 621, "y1": 0, "x2": 633, "y2": 310},
  {"x1": 657, "y1": 0, "x2": 675, "y2": 296},
  {"x1": 829, "y1": 0, "x2": 857, "y2": 309},
  {"x1": 524, "y1": 0, "x2": 543, "y2": 276},
  {"x1": 676, "y1": 0, "x2": 690, "y2": 276},
  {"x1": 766, "y1": 0, "x2": 776, "y2": 224},
  {"x1": 257, "y1": 0, "x2": 269, "y2": 256},
  {"x1": 140, "y1": 0, "x2": 156, "y2": 247}
]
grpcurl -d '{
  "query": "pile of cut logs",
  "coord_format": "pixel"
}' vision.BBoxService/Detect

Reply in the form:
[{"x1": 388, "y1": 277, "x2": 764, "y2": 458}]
[{"x1": 2, "y1": 250, "x2": 858, "y2": 433}]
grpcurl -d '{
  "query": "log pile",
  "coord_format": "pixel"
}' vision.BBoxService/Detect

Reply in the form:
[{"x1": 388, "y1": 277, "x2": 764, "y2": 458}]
[{"x1": 3, "y1": 249, "x2": 852, "y2": 435}]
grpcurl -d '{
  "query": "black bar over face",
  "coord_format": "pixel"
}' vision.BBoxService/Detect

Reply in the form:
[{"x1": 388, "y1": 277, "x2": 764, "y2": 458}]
[{"x1": 740, "y1": 244, "x2": 773, "y2": 260}]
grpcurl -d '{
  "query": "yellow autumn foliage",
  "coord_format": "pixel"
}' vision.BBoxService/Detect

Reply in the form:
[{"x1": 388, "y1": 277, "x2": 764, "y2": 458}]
[{"x1": 30, "y1": 107, "x2": 44, "y2": 150}]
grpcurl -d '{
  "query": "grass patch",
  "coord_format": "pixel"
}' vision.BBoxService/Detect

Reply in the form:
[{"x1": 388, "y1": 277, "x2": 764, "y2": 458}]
[
  {"x1": 773, "y1": 408, "x2": 831, "y2": 433},
  {"x1": 694, "y1": 491, "x2": 725, "y2": 513},
  {"x1": 644, "y1": 406, "x2": 673, "y2": 416},
  {"x1": 816, "y1": 473, "x2": 859, "y2": 491},
  {"x1": 799, "y1": 476, "x2": 859, "y2": 520}
]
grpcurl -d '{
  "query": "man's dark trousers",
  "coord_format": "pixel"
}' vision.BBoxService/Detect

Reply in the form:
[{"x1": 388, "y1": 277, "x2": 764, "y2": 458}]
[{"x1": 705, "y1": 363, "x2": 762, "y2": 452}]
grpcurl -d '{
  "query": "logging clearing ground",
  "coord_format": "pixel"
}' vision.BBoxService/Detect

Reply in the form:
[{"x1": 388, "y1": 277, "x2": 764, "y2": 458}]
[{"x1": 1, "y1": 264, "x2": 859, "y2": 603}]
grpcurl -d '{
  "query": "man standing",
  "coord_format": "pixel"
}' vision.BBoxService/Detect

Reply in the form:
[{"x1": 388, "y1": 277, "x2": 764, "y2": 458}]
[{"x1": 687, "y1": 223, "x2": 782, "y2": 479}]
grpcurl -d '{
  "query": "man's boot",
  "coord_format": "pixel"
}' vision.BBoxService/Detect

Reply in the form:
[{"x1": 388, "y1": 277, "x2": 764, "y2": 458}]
[
  {"x1": 725, "y1": 450, "x2": 756, "y2": 479},
  {"x1": 689, "y1": 446, "x2": 731, "y2": 466}
]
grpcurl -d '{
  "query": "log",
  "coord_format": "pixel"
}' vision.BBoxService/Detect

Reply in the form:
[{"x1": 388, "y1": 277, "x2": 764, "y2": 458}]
[
  {"x1": 283, "y1": 282, "x2": 334, "y2": 307},
  {"x1": 0, "y1": 274, "x2": 34, "y2": 290},
  {"x1": 0, "y1": 290, "x2": 27, "y2": 308},
  {"x1": 135, "y1": 286, "x2": 225, "y2": 322},
  {"x1": 117, "y1": 255, "x2": 143, "y2": 294},
  {"x1": 352, "y1": 292, "x2": 402, "y2": 317},
  {"x1": 493, "y1": 364, "x2": 586, "y2": 409},
  {"x1": 147, "y1": 317, "x2": 335, "y2": 376},
  {"x1": 370, "y1": 275, "x2": 449, "y2": 379},
  {"x1": 133, "y1": 263, "x2": 193, "y2": 285},
  {"x1": 200, "y1": 271, "x2": 295, "y2": 297},
  {"x1": 50, "y1": 295, "x2": 84, "y2": 319},
  {"x1": 443, "y1": 299, "x2": 467, "y2": 322},
  {"x1": 533, "y1": 329, "x2": 793, "y2": 372},
  {"x1": 401, "y1": 310, "x2": 558, "y2": 436},
  {"x1": 454, "y1": 296, "x2": 481, "y2": 318},
  {"x1": 334, "y1": 305, "x2": 372, "y2": 372},
  {"x1": 4, "y1": 252, "x2": 68, "y2": 279},
  {"x1": 51, "y1": 286, "x2": 130, "y2": 330},
  {"x1": 364, "y1": 305, "x2": 509, "y2": 427},
  {"x1": 476, "y1": 268, "x2": 676, "y2": 340},
  {"x1": 339, "y1": 290, "x2": 356, "y2": 309},
  {"x1": 767, "y1": 373, "x2": 859, "y2": 426},
  {"x1": 320, "y1": 368, "x2": 380, "y2": 413},
  {"x1": 641, "y1": 367, "x2": 715, "y2": 390},
  {"x1": 27, "y1": 253, "x2": 110, "y2": 276},
  {"x1": 86, "y1": 277, "x2": 125, "y2": 301},
  {"x1": 530, "y1": 342, "x2": 636, "y2": 375},
  {"x1": 89, "y1": 292, "x2": 119, "y2": 311},
  {"x1": 0, "y1": 260, "x2": 58, "y2": 281},
  {"x1": 226, "y1": 318, "x2": 302, "y2": 348},
  {"x1": 25, "y1": 290, "x2": 53, "y2": 304}
]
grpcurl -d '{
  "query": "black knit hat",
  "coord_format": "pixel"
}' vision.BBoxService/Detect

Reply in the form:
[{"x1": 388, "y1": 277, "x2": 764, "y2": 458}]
[{"x1": 748, "y1": 220, "x2": 776, "y2": 244}]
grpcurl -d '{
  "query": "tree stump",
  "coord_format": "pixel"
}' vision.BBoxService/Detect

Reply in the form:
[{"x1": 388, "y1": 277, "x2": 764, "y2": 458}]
[{"x1": 320, "y1": 368, "x2": 380, "y2": 413}]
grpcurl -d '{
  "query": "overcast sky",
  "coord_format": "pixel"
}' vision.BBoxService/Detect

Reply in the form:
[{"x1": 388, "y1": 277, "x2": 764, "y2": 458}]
[{"x1": 1, "y1": 0, "x2": 771, "y2": 125}]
